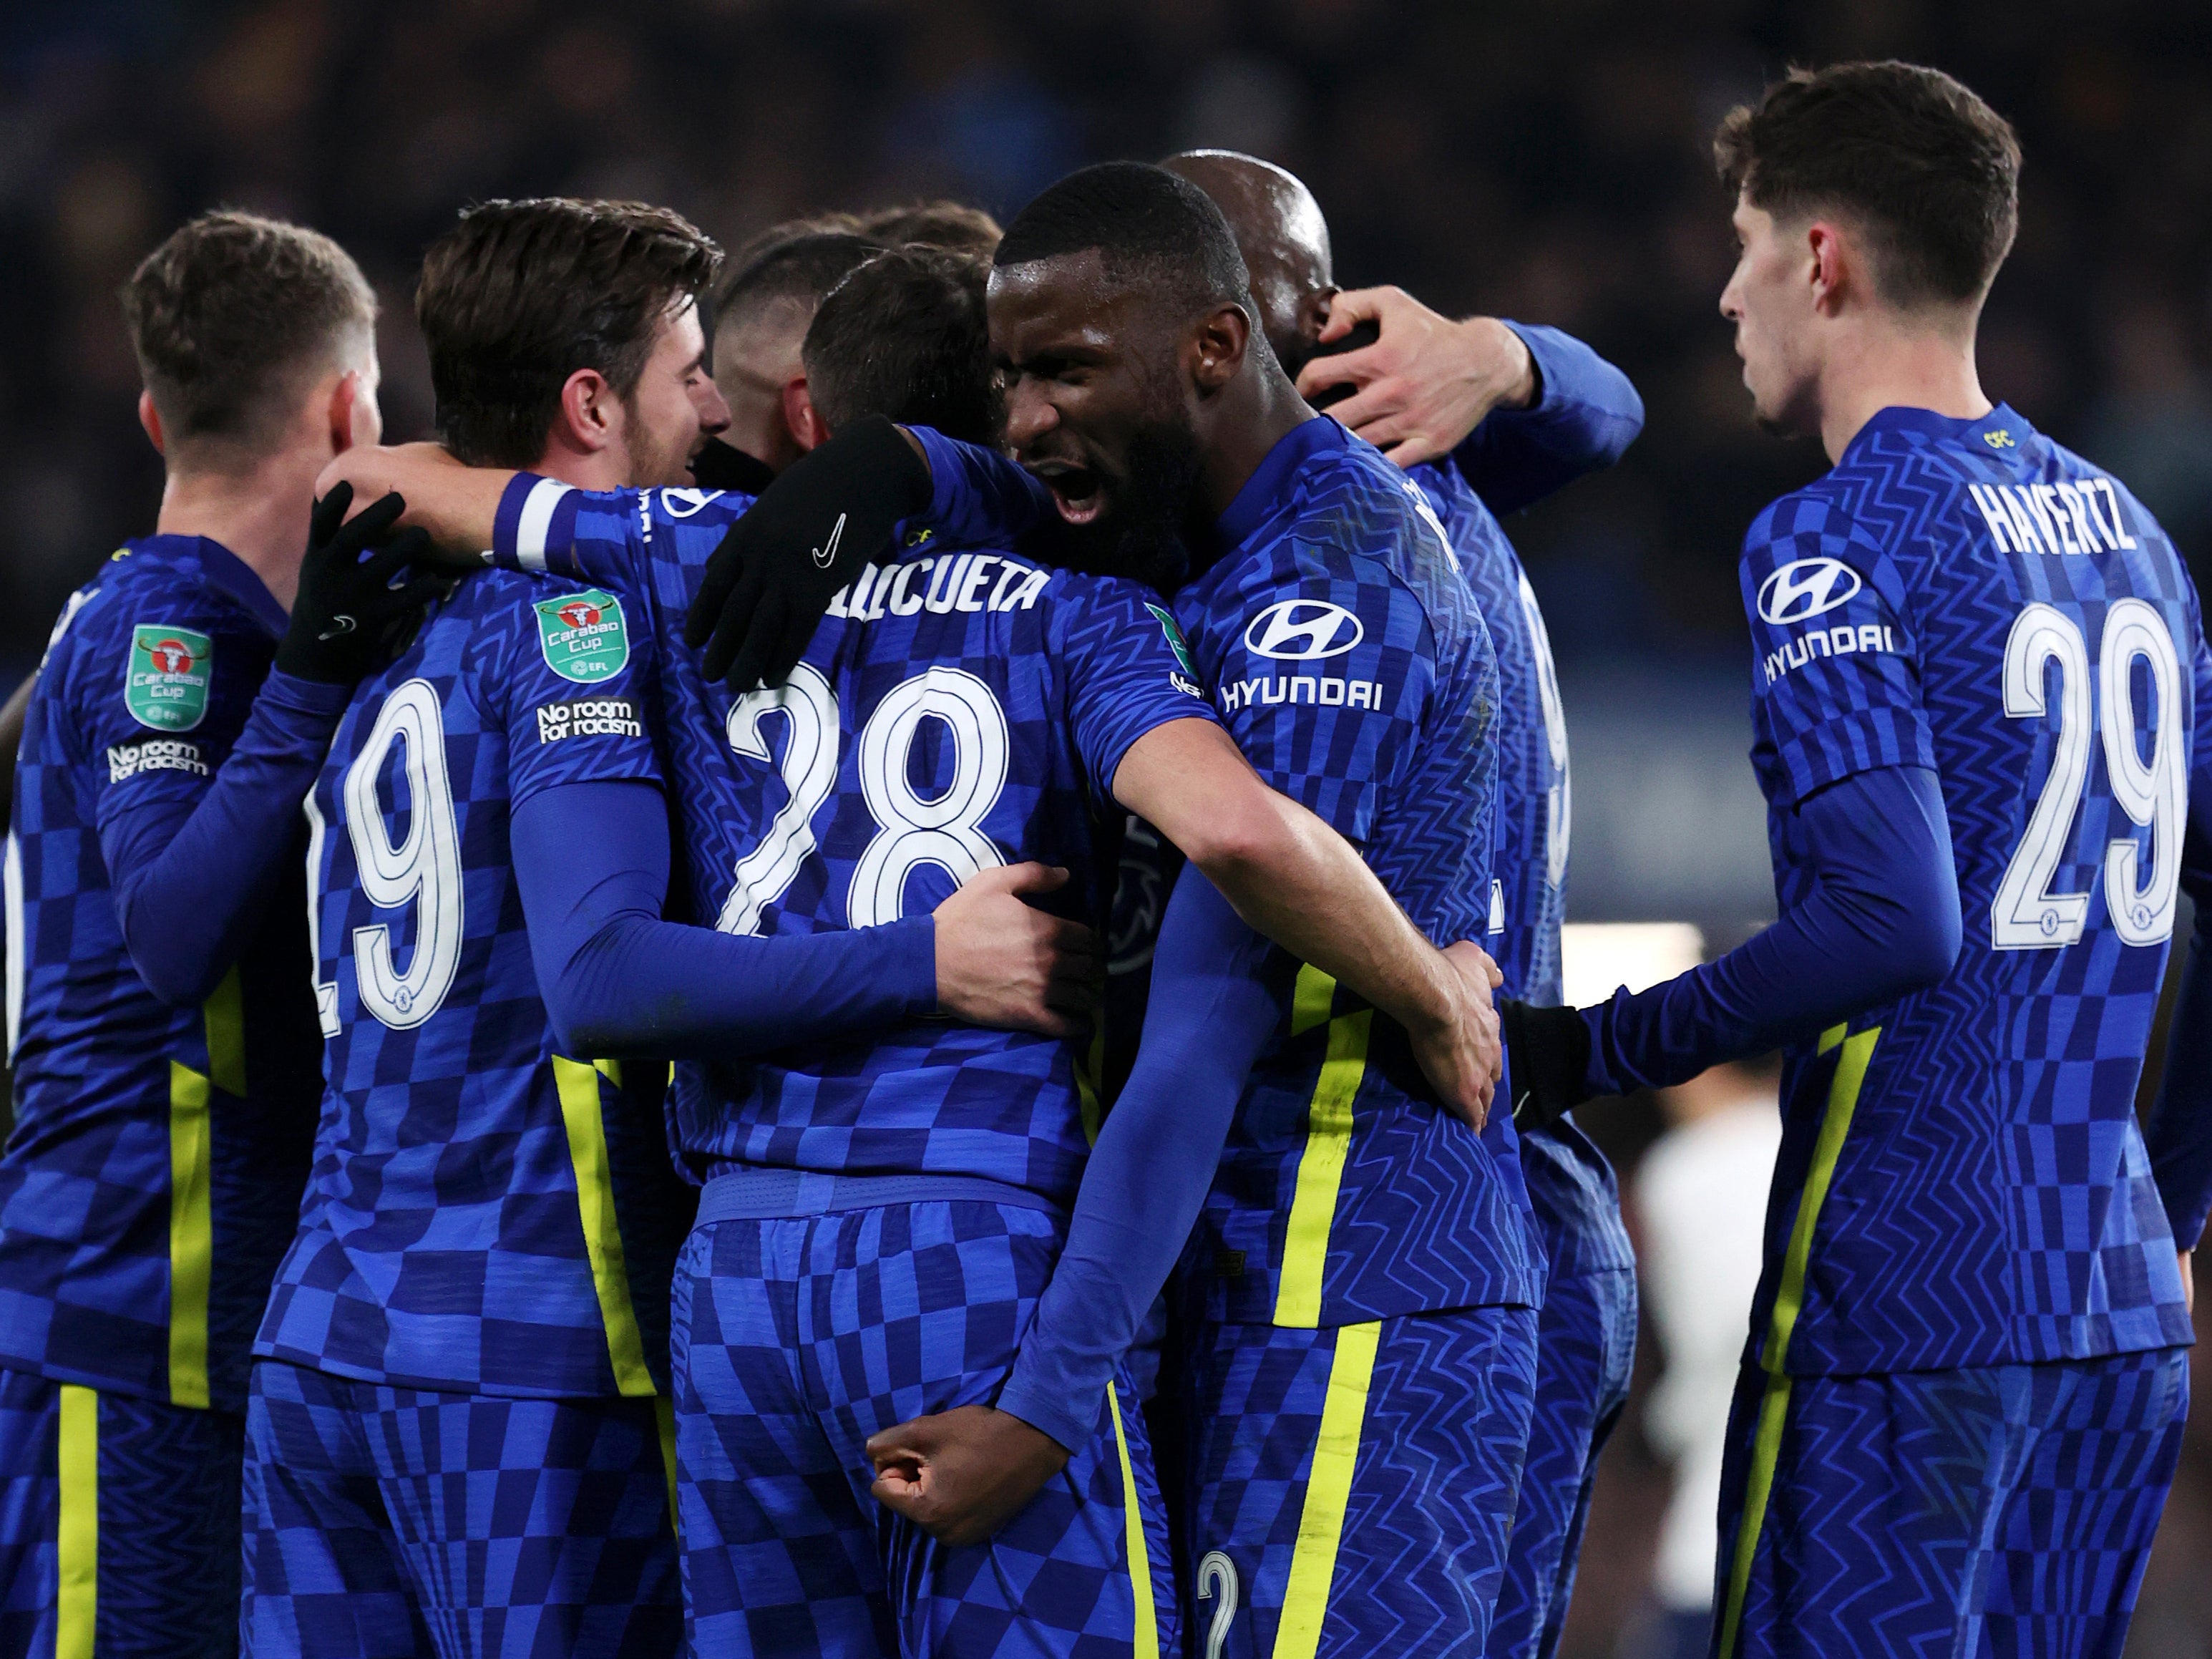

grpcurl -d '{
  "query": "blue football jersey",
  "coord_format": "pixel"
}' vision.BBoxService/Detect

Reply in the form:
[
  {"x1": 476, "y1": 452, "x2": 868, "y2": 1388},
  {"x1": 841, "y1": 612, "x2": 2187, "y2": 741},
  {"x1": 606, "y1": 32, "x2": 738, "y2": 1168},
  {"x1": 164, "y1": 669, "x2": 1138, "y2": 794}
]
[
  {"x1": 1176, "y1": 416, "x2": 1541, "y2": 1328},
  {"x1": 489, "y1": 480, "x2": 1212, "y2": 1205},
  {"x1": 1411, "y1": 458, "x2": 1634, "y2": 1279},
  {"x1": 1, "y1": 536, "x2": 318, "y2": 1411},
  {"x1": 1739, "y1": 404, "x2": 2207, "y2": 1376},
  {"x1": 255, "y1": 568, "x2": 691, "y2": 1398}
]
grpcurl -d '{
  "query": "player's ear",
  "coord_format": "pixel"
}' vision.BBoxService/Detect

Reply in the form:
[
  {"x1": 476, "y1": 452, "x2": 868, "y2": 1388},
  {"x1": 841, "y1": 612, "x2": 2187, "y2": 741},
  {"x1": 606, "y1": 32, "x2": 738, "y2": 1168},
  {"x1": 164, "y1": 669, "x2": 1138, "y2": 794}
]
[
  {"x1": 1806, "y1": 220, "x2": 1850, "y2": 318},
  {"x1": 328, "y1": 369, "x2": 380, "y2": 456},
  {"x1": 1190, "y1": 303, "x2": 1250, "y2": 394},
  {"x1": 137, "y1": 390, "x2": 165, "y2": 457},
  {"x1": 783, "y1": 376, "x2": 831, "y2": 454},
  {"x1": 555, "y1": 368, "x2": 618, "y2": 454}
]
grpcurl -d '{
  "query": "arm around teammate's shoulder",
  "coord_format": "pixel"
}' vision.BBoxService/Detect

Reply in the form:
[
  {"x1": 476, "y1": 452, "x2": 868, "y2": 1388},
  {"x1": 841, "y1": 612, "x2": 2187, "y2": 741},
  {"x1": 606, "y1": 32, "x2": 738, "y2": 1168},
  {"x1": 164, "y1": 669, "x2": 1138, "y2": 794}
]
[{"x1": 1109, "y1": 715, "x2": 1503, "y2": 1126}]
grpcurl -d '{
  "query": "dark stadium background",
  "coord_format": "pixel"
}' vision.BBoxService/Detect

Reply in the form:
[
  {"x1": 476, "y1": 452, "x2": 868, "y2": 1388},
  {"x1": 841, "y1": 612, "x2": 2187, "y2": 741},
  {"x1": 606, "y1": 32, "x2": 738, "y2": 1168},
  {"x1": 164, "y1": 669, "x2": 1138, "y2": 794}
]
[{"x1": 1, "y1": 1, "x2": 2207, "y2": 1651}]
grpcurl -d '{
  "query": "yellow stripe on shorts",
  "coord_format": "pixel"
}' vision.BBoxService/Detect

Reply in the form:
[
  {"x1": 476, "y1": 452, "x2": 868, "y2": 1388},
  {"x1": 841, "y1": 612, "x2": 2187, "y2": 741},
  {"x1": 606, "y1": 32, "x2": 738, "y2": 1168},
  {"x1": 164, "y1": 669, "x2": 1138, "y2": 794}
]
[
  {"x1": 1714, "y1": 1023, "x2": 1880, "y2": 1659},
  {"x1": 1273, "y1": 1320, "x2": 1380, "y2": 1659},
  {"x1": 552, "y1": 1057, "x2": 656, "y2": 1398},
  {"x1": 1275, "y1": 968, "x2": 1370, "y2": 1328},
  {"x1": 1106, "y1": 1381, "x2": 1159, "y2": 1659},
  {"x1": 56, "y1": 1383, "x2": 97, "y2": 1659},
  {"x1": 167, "y1": 1061, "x2": 213, "y2": 1409}
]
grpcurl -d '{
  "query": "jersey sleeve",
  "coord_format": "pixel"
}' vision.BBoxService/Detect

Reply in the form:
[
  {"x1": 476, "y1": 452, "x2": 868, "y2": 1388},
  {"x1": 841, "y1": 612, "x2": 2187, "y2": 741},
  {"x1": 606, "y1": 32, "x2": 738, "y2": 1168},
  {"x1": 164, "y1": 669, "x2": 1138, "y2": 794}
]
[
  {"x1": 67, "y1": 580, "x2": 276, "y2": 835},
  {"x1": 489, "y1": 474, "x2": 750, "y2": 595},
  {"x1": 909, "y1": 426, "x2": 1056, "y2": 546},
  {"x1": 1740, "y1": 492, "x2": 1934, "y2": 809},
  {"x1": 477, "y1": 576, "x2": 663, "y2": 811},
  {"x1": 1189, "y1": 532, "x2": 1437, "y2": 845},
  {"x1": 1053, "y1": 577, "x2": 1216, "y2": 808},
  {"x1": 1452, "y1": 321, "x2": 1643, "y2": 518}
]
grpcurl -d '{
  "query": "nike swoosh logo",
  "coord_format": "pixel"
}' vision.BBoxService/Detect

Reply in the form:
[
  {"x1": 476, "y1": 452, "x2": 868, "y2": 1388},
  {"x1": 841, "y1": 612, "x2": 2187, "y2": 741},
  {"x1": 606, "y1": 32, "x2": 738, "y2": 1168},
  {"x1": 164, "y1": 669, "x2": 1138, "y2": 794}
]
[
  {"x1": 812, "y1": 513, "x2": 847, "y2": 570},
  {"x1": 317, "y1": 615, "x2": 358, "y2": 641}
]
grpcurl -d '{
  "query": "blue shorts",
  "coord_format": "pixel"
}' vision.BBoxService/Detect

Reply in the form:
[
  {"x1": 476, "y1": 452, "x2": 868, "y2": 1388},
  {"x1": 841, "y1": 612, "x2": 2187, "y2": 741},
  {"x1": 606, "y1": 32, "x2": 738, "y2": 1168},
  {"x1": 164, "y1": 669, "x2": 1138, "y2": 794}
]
[
  {"x1": 0, "y1": 1365, "x2": 242, "y2": 1658},
  {"x1": 673, "y1": 1200, "x2": 1176, "y2": 1658},
  {"x1": 240, "y1": 1358, "x2": 678, "y2": 1659},
  {"x1": 1714, "y1": 1346, "x2": 2189, "y2": 1659},
  {"x1": 1175, "y1": 1304, "x2": 1539, "y2": 1659},
  {"x1": 1489, "y1": 1265, "x2": 1637, "y2": 1659}
]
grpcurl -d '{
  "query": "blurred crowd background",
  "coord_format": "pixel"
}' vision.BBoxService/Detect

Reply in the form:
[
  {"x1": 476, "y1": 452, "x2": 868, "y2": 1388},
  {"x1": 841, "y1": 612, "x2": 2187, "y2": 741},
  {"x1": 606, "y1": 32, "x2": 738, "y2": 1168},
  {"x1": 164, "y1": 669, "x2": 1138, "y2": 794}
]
[{"x1": 2, "y1": 0, "x2": 2208, "y2": 1653}]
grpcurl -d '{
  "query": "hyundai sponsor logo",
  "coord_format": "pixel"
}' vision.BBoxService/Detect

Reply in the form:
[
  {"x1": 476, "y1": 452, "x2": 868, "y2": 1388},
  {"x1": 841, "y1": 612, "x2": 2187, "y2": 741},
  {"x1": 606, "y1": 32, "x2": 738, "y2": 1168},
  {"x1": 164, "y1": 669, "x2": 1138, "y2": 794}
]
[
  {"x1": 1756, "y1": 558, "x2": 1863, "y2": 625},
  {"x1": 1243, "y1": 598, "x2": 1365, "y2": 661}
]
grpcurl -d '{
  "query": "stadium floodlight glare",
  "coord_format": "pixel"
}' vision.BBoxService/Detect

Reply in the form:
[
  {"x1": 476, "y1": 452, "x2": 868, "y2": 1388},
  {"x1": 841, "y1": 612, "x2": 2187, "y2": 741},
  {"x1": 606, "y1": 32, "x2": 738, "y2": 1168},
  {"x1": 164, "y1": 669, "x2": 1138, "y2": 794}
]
[{"x1": 1559, "y1": 922, "x2": 1705, "y2": 1010}]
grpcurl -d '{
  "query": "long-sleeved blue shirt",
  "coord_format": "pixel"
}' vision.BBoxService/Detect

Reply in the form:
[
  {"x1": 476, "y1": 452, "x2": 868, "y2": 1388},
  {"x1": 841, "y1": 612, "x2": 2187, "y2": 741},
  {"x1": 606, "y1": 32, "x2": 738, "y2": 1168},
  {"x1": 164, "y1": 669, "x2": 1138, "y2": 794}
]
[{"x1": 1456, "y1": 321, "x2": 1645, "y2": 517}]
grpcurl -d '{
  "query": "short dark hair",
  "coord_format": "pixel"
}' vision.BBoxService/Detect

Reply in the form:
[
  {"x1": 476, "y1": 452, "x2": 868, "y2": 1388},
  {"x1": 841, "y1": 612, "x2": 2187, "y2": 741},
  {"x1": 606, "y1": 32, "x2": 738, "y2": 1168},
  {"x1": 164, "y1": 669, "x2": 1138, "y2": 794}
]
[
  {"x1": 711, "y1": 229, "x2": 885, "y2": 333},
  {"x1": 995, "y1": 162, "x2": 1252, "y2": 315},
  {"x1": 1715, "y1": 61, "x2": 2020, "y2": 309},
  {"x1": 857, "y1": 199, "x2": 1003, "y2": 259},
  {"x1": 417, "y1": 198, "x2": 722, "y2": 468},
  {"x1": 802, "y1": 247, "x2": 1001, "y2": 445},
  {"x1": 122, "y1": 210, "x2": 376, "y2": 454}
]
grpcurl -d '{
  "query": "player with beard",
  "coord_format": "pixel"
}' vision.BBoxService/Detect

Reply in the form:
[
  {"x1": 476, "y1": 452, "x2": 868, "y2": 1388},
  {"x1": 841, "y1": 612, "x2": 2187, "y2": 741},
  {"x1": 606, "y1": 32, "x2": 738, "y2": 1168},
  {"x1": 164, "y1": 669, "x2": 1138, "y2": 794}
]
[
  {"x1": 1157, "y1": 149, "x2": 1641, "y2": 1659},
  {"x1": 696, "y1": 161, "x2": 1545, "y2": 1659},
  {"x1": 317, "y1": 239, "x2": 1509, "y2": 1657}
]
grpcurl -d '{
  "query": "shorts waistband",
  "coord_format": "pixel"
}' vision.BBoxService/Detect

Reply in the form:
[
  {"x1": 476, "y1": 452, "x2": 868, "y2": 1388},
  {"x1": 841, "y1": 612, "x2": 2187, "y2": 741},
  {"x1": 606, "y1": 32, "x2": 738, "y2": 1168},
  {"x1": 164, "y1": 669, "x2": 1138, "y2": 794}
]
[{"x1": 694, "y1": 1168, "x2": 1068, "y2": 1226}]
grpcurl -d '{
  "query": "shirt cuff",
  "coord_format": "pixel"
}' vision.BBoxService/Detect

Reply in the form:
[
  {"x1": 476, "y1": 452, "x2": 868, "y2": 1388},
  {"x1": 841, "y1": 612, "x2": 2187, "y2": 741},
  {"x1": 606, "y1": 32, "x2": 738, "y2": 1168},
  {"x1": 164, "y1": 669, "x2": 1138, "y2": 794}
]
[
  {"x1": 492, "y1": 473, "x2": 580, "y2": 575},
  {"x1": 255, "y1": 668, "x2": 355, "y2": 721},
  {"x1": 994, "y1": 1367, "x2": 1106, "y2": 1457}
]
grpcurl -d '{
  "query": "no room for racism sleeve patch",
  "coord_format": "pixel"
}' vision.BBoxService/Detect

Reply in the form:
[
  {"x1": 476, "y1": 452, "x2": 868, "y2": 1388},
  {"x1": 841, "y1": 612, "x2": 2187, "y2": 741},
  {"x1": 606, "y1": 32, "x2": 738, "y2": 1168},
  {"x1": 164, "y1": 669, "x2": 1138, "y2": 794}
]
[
  {"x1": 125, "y1": 623, "x2": 213, "y2": 731},
  {"x1": 534, "y1": 588, "x2": 630, "y2": 684}
]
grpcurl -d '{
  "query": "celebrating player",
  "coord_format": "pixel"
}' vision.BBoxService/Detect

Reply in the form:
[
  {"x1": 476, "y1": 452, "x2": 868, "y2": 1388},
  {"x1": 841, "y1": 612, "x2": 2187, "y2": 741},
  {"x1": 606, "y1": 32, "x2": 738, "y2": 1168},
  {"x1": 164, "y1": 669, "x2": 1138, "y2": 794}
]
[
  {"x1": 0, "y1": 213, "x2": 438, "y2": 1654},
  {"x1": 239, "y1": 200, "x2": 1089, "y2": 1658},
  {"x1": 1161, "y1": 147, "x2": 1643, "y2": 1659},
  {"x1": 321, "y1": 228, "x2": 1506, "y2": 1653},
  {"x1": 699, "y1": 161, "x2": 1545, "y2": 1658},
  {"x1": 1506, "y1": 62, "x2": 2211, "y2": 1658}
]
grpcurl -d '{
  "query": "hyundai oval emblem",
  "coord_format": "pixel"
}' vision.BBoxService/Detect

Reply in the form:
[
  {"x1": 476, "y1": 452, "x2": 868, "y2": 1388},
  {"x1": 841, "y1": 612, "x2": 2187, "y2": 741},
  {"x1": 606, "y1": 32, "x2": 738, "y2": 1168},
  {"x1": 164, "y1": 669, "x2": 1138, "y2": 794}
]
[
  {"x1": 1756, "y1": 557, "x2": 1863, "y2": 625},
  {"x1": 1243, "y1": 598, "x2": 1365, "y2": 660}
]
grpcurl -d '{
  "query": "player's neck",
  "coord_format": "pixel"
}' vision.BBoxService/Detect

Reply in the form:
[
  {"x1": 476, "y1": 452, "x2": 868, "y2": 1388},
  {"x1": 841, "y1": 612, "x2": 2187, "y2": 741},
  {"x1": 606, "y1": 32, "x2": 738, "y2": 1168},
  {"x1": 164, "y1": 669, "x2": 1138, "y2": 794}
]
[
  {"x1": 1200, "y1": 360, "x2": 1319, "y2": 517},
  {"x1": 154, "y1": 446, "x2": 324, "y2": 612},
  {"x1": 529, "y1": 439, "x2": 632, "y2": 492},
  {"x1": 1815, "y1": 316, "x2": 1991, "y2": 464}
]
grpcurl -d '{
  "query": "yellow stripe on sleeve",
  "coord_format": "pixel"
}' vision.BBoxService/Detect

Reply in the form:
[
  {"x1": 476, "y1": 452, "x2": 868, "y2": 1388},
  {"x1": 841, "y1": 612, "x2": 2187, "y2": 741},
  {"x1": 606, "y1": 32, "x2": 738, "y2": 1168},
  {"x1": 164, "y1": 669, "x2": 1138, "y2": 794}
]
[
  {"x1": 1106, "y1": 1383, "x2": 1161, "y2": 1659},
  {"x1": 1713, "y1": 1024, "x2": 1880, "y2": 1659},
  {"x1": 1272, "y1": 1321, "x2": 1380, "y2": 1659},
  {"x1": 1274, "y1": 1001, "x2": 1371, "y2": 1329},
  {"x1": 167, "y1": 1061, "x2": 213, "y2": 1409},
  {"x1": 56, "y1": 1383, "x2": 97, "y2": 1659},
  {"x1": 552, "y1": 1057, "x2": 656, "y2": 1398}
]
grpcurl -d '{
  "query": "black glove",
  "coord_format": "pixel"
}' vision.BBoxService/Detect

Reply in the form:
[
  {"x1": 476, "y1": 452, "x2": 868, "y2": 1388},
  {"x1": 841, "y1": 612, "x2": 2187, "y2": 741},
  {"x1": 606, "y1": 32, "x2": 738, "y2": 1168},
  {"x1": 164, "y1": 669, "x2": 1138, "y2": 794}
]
[
  {"x1": 1501, "y1": 999, "x2": 1594, "y2": 1133},
  {"x1": 276, "y1": 483, "x2": 448, "y2": 684},
  {"x1": 688, "y1": 437, "x2": 777, "y2": 496},
  {"x1": 683, "y1": 415, "x2": 932, "y2": 692}
]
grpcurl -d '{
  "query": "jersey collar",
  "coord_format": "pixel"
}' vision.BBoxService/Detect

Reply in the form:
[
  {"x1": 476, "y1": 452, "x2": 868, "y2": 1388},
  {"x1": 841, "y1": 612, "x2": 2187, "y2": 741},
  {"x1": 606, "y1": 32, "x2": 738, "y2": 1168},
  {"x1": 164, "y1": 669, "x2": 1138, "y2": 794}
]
[
  {"x1": 1216, "y1": 414, "x2": 1347, "y2": 550},
  {"x1": 1846, "y1": 402, "x2": 2033, "y2": 464},
  {"x1": 130, "y1": 533, "x2": 288, "y2": 637}
]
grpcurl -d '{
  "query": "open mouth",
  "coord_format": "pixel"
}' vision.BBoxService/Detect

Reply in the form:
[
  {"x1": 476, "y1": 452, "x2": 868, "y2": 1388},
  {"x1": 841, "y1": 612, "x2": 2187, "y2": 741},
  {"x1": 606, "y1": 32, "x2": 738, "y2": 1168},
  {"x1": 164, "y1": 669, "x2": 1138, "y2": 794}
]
[{"x1": 1031, "y1": 462, "x2": 1106, "y2": 526}]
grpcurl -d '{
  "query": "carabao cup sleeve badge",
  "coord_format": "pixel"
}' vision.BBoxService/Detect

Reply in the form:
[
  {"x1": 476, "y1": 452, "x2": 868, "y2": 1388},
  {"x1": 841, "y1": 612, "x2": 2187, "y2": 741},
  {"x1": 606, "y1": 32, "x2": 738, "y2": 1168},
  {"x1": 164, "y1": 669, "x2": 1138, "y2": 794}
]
[
  {"x1": 535, "y1": 589, "x2": 630, "y2": 685},
  {"x1": 126, "y1": 623, "x2": 213, "y2": 731}
]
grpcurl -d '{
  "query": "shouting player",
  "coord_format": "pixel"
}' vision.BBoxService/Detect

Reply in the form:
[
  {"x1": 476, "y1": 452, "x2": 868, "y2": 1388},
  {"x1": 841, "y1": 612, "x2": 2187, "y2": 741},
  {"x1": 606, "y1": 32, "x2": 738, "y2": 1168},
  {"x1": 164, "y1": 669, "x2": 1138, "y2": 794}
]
[
  {"x1": 699, "y1": 161, "x2": 1546, "y2": 1659},
  {"x1": 321, "y1": 232, "x2": 1506, "y2": 1654},
  {"x1": 1161, "y1": 147, "x2": 1643, "y2": 1659},
  {"x1": 0, "y1": 213, "x2": 437, "y2": 1654},
  {"x1": 1507, "y1": 62, "x2": 2210, "y2": 1658}
]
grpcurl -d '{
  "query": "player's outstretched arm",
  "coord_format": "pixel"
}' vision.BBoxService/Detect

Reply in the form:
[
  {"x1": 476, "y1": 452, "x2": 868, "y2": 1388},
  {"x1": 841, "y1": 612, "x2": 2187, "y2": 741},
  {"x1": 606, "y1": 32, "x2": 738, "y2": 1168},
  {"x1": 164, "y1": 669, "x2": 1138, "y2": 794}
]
[
  {"x1": 513, "y1": 780, "x2": 1097, "y2": 1058},
  {"x1": 105, "y1": 487, "x2": 444, "y2": 1006},
  {"x1": 1111, "y1": 716, "x2": 1503, "y2": 1126},
  {"x1": 1295, "y1": 287, "x2": 1643, "y2": 507},
  {"x1": 868, "y1": 864, "x2": 1282, "y2": 1544},
  {"x1": 316, "y1": 442, "x2": 512, "y2": 565},
  {"x1": 1511, "y1": 764, "x2": 1962, "y2": 1127}
]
